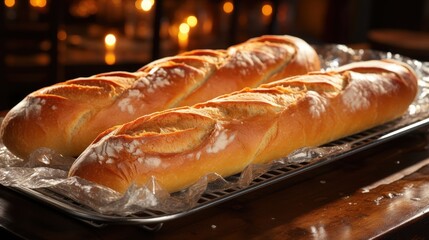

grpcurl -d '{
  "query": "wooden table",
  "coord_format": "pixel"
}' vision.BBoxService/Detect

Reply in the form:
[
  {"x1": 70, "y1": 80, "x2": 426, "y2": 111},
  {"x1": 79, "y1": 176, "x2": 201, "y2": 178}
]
[{"x1": 1, "y1": 126, "x2": 429, "y2": 239}]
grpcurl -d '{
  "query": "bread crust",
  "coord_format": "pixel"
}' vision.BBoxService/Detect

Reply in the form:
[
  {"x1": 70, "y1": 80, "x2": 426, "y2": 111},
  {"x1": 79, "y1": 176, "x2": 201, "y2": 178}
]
[
  {"x1": 68, "y1": 59, "x2": 418, "y2": 194},
  {"x1": 0, "y1": 35, "x2": 320, "y2": 158}
]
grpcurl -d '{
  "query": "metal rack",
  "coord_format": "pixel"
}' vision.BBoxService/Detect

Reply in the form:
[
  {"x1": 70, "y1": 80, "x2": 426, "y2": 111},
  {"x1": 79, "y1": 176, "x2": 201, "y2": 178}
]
[
  {"x1": 11, "y1": 113, "x2": 429, "y2": 230},
  {"x1": 6, "y1": 44, "x2": 429, "y2": 230}
]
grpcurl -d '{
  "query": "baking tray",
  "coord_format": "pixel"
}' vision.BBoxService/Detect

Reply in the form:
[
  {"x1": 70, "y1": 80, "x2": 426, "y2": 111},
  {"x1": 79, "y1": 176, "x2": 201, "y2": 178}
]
[
  {"x1": 9, "y1": 114, "x2": 429, "y2": 230},
  {"x1": 2, "y1": 45, "x2": 429, "y2": 230}
]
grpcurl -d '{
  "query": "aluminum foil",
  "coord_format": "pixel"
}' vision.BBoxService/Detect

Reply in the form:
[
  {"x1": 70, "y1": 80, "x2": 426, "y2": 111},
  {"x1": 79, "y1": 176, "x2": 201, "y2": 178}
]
[{"x1": 0, "y1": 45, "x2": 428, "y2": 216}]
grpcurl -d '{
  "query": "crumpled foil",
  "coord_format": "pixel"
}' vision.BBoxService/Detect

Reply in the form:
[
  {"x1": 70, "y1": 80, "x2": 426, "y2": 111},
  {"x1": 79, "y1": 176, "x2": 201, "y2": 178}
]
[{"x1": 0, "y1": 45, "x2": 428, "y2": 217}]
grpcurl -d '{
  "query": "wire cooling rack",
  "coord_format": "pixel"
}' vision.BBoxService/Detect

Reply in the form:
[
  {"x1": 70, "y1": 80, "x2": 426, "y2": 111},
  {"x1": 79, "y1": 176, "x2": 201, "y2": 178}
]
[{"x1": 11, "y1": 114, "x2": 429, "y2": 230}]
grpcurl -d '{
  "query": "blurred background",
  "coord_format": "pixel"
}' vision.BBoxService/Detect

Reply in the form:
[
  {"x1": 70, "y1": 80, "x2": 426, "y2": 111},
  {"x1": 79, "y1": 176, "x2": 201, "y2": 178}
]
[{"x1": 0, "y1": 0, "x2": 428, "y2": 110}]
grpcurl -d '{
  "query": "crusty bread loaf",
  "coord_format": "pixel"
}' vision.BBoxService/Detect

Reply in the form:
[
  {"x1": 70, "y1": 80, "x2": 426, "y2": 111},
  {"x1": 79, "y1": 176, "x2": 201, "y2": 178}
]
[
  {"x1": 68, "y1": 59, "x2": 418, "y2": 194},
  {"x1": 0, "y1": 35, "x2": 320, "y2": 159}
]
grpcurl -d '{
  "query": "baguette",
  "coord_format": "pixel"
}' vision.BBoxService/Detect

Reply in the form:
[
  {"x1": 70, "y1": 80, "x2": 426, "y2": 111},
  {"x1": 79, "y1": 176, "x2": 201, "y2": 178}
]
[
  {"x1": 0, "y1": 35, "x2": 320, "y2": 159},
  {"x1": 68, "y1": 59, "x2": 418, "y2": 194}
]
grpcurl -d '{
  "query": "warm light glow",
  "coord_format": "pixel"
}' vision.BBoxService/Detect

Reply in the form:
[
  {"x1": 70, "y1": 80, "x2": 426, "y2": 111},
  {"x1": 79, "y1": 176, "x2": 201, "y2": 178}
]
[
  {"x1": 39, "y1": 40, "x2": 50, "y2": 51},
  {"x1": 105, "y1": 52, "x2": 116, "y2": 65},
  {"x1": 69, "y1": 0, "x2": 98, "y2": 18},
  {"x1": 178, "y1": 22, "x2": 190, "y2": 51},
  {"x1": 57, "y1": 30, "x2": 67, "y2": 41},
  {"x1": 223, "y1": 1, "x2": 233, "y2": 14},
  {"x1": 177, "y1": 32, "x2": 188, "y2": 51},
  {"x1": 168, "y1": 24, "x2": 179, "y2": 39},
  {"x1": 104, "y1": 33, "x2": 117, "y2": 50},
  {"x1": 104, "y1": 33, "x2": 116, "y2": 64},
  {"x1": 179, "y1": 23, "x2": 190, "y2": 34},
  {"x1": 261, "y1": 4, "x2": 273, "y2": 16},
  {"x1": 186, "y1": 15, "x2": 198, "y2": 28},
  {"x1": 29, "y1": 0, "x2": 46, "y2": 8},
  {"x1": 202, "y1": 18, "x2": 213, "y2": 34},
  {"x1": 136, "y1": 0, "x2": 154, "y2": 11},
  {"x1": 4, "y1": 0, "x2": 15, "y2": 8},
  {"x1": 135, "y1": 0, "x2": 141, "y2": 9}
]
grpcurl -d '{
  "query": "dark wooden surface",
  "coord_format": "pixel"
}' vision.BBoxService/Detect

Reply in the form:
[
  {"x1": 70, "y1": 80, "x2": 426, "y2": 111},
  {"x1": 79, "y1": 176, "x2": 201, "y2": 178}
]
[{"x1": 1, "y1": 128, "x2": 429, "y2": 239}]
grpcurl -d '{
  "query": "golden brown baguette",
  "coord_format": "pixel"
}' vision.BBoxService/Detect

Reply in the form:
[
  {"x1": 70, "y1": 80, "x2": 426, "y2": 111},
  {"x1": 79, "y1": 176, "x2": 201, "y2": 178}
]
[
  {"x1": 0, "y1": 35, "x2": 320, "y2": 159},
  {"x1": 68, "y1": 59, "x2": 418, "y2": 194}
]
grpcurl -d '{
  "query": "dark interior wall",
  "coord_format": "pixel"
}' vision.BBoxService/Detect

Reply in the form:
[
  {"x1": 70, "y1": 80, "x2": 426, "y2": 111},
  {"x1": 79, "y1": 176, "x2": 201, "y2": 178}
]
[
  {"x1": 369, "y1": 0, "x2": 428, "y2": 31},
  {"x1": 1, "y1": 0, "x2": 428, "y2": 111},
  {"x1": 316, "y1": 0, "x2": 428, "y2": 44}
]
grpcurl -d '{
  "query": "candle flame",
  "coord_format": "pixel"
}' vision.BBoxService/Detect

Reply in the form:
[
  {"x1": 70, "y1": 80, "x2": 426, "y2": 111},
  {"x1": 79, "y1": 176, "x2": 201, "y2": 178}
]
[
  {"x1": 4, "y1": 0, "x2": 15, "y2": 8},
  {"x1": 262, "y1": 4, "x2": 273, "y2": 16},
  {"x1": 223, "y1": 1, "x2": 233, "y2": 14},
  {"x1": 105, "y1": 52, "x2": 116, "y2": 65},
  {"x1": 178, "y1": 23, "x2": 190, "y2": 51},
  {"x1": 178, "y1": 32, "x2": 188, "y2": 51},
  {"x1": 104, "y1": 33, "x2": 117, "y2": 50},
  {"x1": 186, "y1": 15, "x2": 198, "y2": 28},
  {"x1": 29, "y1": 0, "x2": 46, "y2": 8},
  {"x1": 136, "y1": 0, "x2": 154, "y2": 11},
  {"x1": 179, "y1": 23, "x2": 190, "y2": 34}
]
